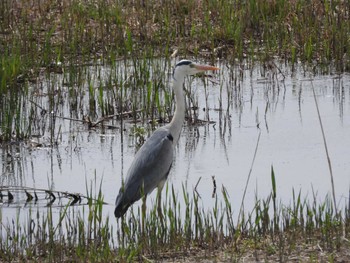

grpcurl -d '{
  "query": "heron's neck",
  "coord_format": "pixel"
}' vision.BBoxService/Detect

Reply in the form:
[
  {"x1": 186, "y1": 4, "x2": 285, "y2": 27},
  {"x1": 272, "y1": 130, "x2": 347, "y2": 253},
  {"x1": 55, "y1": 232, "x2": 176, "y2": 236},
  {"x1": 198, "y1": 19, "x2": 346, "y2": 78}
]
[{"x1": 167, "y1": 73, "x2": 186, "y2": 144}]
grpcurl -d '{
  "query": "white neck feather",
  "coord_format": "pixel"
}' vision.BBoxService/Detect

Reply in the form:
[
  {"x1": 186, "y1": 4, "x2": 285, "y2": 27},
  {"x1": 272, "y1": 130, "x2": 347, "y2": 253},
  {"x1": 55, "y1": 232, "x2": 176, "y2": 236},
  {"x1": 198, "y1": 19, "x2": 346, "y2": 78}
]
[{"x1": 166, "y1": 70, "x2": 186, "y2": 144}]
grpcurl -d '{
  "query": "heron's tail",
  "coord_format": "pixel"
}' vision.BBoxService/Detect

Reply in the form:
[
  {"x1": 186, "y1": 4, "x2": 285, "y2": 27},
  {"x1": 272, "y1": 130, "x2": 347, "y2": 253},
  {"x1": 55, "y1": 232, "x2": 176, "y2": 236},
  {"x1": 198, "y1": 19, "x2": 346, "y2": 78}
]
[{"x1": 114, "y1": 192, "x2": 130, "y2": 218}]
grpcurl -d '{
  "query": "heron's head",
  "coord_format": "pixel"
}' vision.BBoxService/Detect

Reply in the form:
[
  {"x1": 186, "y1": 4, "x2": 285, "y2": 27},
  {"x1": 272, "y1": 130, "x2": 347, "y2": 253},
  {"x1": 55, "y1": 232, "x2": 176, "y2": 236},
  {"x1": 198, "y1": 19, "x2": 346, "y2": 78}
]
[{"x1": 173, "y1": 60, "x2": 219, "y2": 79}]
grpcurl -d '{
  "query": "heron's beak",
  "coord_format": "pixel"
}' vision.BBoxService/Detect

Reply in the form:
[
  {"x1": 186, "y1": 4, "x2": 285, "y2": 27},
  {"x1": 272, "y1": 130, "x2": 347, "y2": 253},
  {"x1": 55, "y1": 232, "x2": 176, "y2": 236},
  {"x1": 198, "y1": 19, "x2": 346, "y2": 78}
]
[{"x1": 193, "y1": 64, "x2": 220, "y2": 72}]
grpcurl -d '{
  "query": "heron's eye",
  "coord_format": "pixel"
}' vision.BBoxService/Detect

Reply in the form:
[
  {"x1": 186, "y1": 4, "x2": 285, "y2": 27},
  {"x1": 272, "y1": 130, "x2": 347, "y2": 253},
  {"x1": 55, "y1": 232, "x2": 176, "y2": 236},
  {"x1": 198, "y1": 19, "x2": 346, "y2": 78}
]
[{"x1": 189, "y1": 64, "x2": 195, "y2": 68}]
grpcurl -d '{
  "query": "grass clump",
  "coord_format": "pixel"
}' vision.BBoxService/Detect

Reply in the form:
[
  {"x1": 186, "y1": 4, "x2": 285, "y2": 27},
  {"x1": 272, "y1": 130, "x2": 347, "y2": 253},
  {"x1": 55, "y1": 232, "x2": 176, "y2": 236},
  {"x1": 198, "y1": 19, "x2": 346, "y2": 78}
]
[
  {"x1": 0, "y1": 175, "x2": 349, "y2": 262},
  {"x1": 1, "y1": 0, "x2": 350, "y2": 80},
  {"x1": 1, "y1": 0, "x2": 350, "y2": 142}
]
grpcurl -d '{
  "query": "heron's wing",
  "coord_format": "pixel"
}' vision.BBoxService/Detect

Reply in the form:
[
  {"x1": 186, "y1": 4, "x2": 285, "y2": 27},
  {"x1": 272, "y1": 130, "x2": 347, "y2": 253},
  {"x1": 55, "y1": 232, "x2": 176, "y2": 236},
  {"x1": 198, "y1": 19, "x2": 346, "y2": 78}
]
[{"x1": 115, "y1": 127, "x2": 173, "y2": 216}]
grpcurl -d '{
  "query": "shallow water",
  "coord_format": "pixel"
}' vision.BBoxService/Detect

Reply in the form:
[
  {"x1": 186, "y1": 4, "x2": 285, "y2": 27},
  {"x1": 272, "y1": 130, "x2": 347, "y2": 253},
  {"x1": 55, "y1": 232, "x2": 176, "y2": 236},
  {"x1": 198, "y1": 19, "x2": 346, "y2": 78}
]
[{"x1": 1, "y1": 60, "x2": 349, "y2": 225}]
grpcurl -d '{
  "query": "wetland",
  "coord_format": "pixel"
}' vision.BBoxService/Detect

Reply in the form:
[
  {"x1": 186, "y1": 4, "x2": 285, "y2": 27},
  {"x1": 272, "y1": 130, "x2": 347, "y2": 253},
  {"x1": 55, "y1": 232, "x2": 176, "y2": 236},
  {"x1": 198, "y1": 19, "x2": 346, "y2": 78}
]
[{"x1": 1, "y1": 1, "x2": 350, "y2": 262}]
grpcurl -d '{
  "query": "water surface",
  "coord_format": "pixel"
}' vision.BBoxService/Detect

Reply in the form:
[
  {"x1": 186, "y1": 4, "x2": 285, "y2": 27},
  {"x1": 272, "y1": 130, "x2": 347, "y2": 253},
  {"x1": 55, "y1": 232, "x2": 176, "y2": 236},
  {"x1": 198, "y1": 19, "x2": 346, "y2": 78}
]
[{"x1": 1, "y1": 60, "x2": 349, "y2": 223}]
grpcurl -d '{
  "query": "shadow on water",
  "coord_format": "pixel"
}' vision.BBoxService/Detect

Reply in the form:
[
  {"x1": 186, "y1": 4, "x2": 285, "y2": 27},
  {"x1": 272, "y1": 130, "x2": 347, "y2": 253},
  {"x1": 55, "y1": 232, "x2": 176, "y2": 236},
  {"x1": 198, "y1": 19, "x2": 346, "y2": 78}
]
[{"x1": 0, "y1": 59, "x2": 349, "y2": 227}]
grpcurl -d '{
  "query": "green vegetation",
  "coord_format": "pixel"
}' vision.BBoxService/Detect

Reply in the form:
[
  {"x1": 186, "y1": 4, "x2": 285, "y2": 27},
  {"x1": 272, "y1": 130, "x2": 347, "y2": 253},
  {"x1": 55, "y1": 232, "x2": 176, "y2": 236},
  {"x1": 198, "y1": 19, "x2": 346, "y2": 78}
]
[
  {"x1": 0, "y1": 176, "x2": 349, "y2": 262},
  {"x1": 1, "y1": 0, "x2": 350, "y2": 71},
  {"x1": 1, "y1": 0, "x2": 350, "y2": 141},
  {"x1": 1, "y1": 0, "x2": 349, "y2": 261}
]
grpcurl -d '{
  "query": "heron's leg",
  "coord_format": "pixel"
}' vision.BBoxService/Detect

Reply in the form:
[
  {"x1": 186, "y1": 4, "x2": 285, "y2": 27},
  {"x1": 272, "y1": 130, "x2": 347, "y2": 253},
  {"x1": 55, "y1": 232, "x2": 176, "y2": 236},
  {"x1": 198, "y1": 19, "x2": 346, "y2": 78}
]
[
  {"x1": 157, "y1": 187, "x2": 164, "y2": 223},
  {"x1": 142, "y1": 195, "x2": 147, "y2": 235}
]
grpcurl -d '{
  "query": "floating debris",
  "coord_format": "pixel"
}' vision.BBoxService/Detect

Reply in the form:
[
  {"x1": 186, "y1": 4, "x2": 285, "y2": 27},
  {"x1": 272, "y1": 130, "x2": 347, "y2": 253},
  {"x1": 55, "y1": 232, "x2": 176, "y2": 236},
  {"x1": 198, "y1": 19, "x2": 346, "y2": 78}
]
[{"x1": 0, "y1": 186, "x2": 107, "y2": 207}]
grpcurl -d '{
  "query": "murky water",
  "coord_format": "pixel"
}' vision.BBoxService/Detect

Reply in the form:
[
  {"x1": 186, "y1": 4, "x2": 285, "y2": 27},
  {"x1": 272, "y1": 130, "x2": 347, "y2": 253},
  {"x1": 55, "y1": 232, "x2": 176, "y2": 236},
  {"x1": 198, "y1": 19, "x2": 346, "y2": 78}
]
[{"x1": 1, "y1": 60, "x2": 349, "y2": 224}]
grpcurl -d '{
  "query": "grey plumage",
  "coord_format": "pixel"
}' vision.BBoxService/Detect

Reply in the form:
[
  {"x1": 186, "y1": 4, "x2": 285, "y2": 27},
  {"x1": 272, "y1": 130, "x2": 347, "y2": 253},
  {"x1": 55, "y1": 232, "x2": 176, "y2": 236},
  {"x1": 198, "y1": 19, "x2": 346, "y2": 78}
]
[
  {"x1": 114, "y1": 60, "x2": 219, "y2": 218},
  {"x1": 114, "y1": 128, "x2": 173, "y2": 217}
]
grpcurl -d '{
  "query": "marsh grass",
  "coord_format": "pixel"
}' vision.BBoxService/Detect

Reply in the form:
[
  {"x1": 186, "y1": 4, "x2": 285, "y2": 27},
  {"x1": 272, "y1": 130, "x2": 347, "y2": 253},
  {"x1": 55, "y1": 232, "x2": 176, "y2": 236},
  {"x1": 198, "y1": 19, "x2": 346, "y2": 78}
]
[
  {"x1": 0, "y1": 1, "x2": 349, "y2": 261},
  {"x1": 0, "y1": 175, "x2": 349, "y2": 262},
  {"x1": 1, "y1": 0, "x2": 350, "y2": 142}
]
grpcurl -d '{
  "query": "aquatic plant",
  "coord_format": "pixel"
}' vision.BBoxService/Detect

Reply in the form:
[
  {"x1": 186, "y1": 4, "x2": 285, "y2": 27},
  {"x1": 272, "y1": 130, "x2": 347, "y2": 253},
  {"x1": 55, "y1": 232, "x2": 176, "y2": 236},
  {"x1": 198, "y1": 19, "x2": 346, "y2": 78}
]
[
  {"x1": 0, "y1": 176, "x2": 348, "y2": 262},
  {"x1": 1, "y1": 0, "x2": 350, "y2": 142}
]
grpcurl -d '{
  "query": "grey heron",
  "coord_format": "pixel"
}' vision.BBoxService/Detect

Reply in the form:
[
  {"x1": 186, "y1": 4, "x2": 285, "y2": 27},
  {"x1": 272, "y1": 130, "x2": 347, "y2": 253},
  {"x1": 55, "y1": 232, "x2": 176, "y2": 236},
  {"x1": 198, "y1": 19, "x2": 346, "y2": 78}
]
[{"x1": 114, "y1": 60, "x2": 219, "y2": 218}]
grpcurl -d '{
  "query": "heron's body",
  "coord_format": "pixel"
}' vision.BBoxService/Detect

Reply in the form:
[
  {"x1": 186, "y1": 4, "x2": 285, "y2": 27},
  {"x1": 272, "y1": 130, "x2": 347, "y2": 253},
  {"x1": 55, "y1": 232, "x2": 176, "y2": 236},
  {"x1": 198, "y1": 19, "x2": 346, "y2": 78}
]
[
  {"x1": 114, "y1": 60, "x2": 219, "y2": 218},
  {"x1": 114, "y1": 127, "x2": 173, "y2": 217}
]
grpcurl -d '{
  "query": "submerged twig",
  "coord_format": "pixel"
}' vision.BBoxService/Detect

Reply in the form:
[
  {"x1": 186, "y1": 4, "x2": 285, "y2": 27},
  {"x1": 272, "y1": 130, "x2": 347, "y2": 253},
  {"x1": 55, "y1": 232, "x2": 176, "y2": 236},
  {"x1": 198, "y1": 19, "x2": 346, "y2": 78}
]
[
  {"x1": 0, "y1": 186, "x2": 109, "y2": 206},
  {"x1": 52, "y1": 111, "x2": 142, "y2": 129},
  {"x1": 30, "y1": 98, "x2": 140, "y2": 128},
  {"x1": 90, "y1": 110, "x2": 142, "y2": 127}
]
